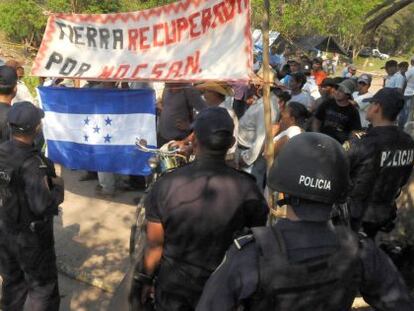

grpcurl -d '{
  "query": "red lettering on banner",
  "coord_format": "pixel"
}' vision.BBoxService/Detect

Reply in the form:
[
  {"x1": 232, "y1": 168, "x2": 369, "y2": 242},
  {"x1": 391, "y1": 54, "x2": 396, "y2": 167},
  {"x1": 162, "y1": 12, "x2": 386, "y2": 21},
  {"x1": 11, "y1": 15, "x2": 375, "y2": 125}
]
[
  {"x1": 139, "y1": 27, "x2": 151, "y2": 50},
  {"x1": 188, "y1": 12, "x2": 201, "y2": 38},
  {"x1": 176, "y1": 17, "x2": 189, "y2": 42},
  {"x1": 166, "y1": 61, "x2": 183, "y2": 79},
  {"x1": 131, "y1": 64, "x2": 148, "y2": 78},
  {"x1": 153, "y1": 24, "x2": 164, "y2": 47},
  {"x1": 236, "y1": 0, "x2": 243, "y2": 13},
  {"x1": 201, "y1": 8, "x2": 212, "y2": 33},
  {"x1": 152, "y1": 63, "x2": 167, "y2": 79},
  {"x1": 165, "y1": 21, "x2": 177, "y2": 45},
  {"x1": 222, "y1": 0, "x2": 236, "y2": 22},
  {"x1": 128, "y1": 29, "x2": 139, "y2": 51},
  {"x1": 184, "y1": 50, "x2": 201, "y2": 75},
  {"x1": 114, "y1": 65, "x2": 130, "y2": 79},
  {"x1": 98, "y1": 66, "x2": 115, "y2": 79},
  {"x1": 213, "y1": 2, "x2": 226, "y2": 25}
]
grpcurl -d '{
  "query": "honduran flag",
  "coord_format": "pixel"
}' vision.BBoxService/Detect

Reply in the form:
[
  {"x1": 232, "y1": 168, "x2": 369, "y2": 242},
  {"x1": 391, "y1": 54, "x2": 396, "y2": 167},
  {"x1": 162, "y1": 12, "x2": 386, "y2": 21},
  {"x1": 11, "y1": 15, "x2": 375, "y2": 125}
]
[{"x1": 38, "y1": 87, "x2": 156, "y2": 176}]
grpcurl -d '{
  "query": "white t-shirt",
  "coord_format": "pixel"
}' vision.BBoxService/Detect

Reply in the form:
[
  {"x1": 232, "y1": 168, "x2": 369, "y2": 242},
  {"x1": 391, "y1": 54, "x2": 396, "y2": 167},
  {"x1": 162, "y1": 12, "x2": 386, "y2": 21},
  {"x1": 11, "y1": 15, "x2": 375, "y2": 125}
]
[
  {"x1": 384, "y1": 72, "x2": 405, "y2": 90},
  {"x1": 273, "y1": 125, "x2": 302, "y2": 142},
  {"x1": 12, "y1": 80, "x2": 34, "y2": 105},
  {"x1": 303, "y1": 77, "x2": 321, "y2": 101},
  {"x1": 404, "y1": 67, "x2": 414, "y2": 97},
  {"x1": 219, "y1": 97, "x2": 238, "y2": 155},
  {"x1": 352, "y1": 91, "x2": 373, "y2": 128},
  {"x1": 289, "y1": 91, "x2": 314, "y2": 110}
]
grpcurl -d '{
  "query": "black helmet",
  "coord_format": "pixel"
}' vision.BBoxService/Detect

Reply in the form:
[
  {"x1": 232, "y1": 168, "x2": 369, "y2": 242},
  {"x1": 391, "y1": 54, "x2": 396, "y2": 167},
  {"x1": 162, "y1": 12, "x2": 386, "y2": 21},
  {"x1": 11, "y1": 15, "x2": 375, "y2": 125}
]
[{"x1": 268, "y1": 133, "x2": 349, "y2": 204}]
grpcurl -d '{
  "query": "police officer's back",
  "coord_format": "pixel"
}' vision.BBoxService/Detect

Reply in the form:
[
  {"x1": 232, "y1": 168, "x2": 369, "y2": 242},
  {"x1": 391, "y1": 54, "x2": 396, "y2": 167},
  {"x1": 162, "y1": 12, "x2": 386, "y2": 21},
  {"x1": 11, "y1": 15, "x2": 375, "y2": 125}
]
[
  {"x1": 0, "y1": 65, "x2": 18, "y2": 143},
  {"x1": 346, "y1": 88, "x2": 414, "y2": 237},
  {"x1": 0, "y1": 102, "x2": 64, "y2": 310},
  {"x1": 131, "y1": 107, "x2": 268, "y2": 310},
  {"x1": 196, "y1": 133, "x2": 414, "y2": 311}
]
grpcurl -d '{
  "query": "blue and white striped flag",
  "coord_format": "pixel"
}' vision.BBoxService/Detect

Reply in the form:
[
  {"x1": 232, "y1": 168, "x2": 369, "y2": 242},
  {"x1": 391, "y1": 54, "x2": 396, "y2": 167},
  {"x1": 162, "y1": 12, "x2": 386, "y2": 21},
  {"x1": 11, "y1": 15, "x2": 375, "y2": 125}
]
[{"x1": 38, "y1": 87, "x2": 156, "y2": 175}]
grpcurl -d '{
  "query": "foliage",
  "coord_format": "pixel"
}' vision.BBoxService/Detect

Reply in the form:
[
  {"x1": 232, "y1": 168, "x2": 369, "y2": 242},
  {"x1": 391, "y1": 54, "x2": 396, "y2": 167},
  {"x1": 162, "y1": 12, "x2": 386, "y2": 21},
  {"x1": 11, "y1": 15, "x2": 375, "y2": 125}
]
[
  {"x1": 0, "y1": 0, "x2": 47, "y2": 46},
  {"x1": 376, "y1": 4, "x2": 414, "y2": 54}
]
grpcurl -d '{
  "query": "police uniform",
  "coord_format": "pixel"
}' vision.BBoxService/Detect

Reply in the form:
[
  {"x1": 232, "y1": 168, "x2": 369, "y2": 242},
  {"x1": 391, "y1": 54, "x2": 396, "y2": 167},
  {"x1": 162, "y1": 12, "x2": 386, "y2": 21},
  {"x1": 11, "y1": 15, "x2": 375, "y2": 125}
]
[
  {"x1": 196, "y1": 133, "x2": 414, "y2": 311},
  {"x1": 0, "y1": 66, "x2": 18, "y2": 143},
  {"x1": 346, "y1": 92, "x2": 414, "y2": 237},
  {"x1": 141, "y1": 107, "x2": 269, "y2": 311},
  {"x1": 196, "y1": 221, "x2": 414, "y2": 311},
  {"x1": 0, "y1": 102, "x2": 63, "y2": 310}
]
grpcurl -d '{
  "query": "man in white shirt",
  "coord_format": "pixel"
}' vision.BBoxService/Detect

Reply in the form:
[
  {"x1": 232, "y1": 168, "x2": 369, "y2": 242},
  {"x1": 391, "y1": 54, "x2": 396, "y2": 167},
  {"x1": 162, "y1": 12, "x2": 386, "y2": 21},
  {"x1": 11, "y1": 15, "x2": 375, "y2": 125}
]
[
  {"x1": 400, "y1": 56, "x2": 414, "y2": 128},
  {"x1": 5, "y1": 60, "x2": 35, "y2": 105},
  {"x1": 302, "y1": 63, "x2": 321, "y2": 103},
  {"x1": 238, "y1": 89, "x2": 278, "y2": 189},
  {"x1": 383, "y1": 60, "x2": 405, "y2": 92},
  {"x1": 289, "y1": 72, "x2": 314, "y2": 110},
  {"x1": 352, "y1": 74, "x2": 373, "y2": 128}
]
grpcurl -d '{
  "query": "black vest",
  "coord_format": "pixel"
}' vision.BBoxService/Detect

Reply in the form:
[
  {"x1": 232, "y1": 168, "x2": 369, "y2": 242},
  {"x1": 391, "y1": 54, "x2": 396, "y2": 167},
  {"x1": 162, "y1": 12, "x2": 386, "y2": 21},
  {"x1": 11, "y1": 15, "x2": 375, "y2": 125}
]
[
  {"x1": 248, "y1": 225, "x2": 361, "y2": 311},
  {"x1": 0, "y1": 140, "x2": 39, "y2": 231}
]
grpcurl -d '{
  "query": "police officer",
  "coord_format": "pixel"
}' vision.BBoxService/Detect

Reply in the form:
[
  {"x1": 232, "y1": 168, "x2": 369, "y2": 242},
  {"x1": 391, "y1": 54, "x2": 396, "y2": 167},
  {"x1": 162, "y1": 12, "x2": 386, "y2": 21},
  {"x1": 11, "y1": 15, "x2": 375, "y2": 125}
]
[
  {"x1": 345, "y1": 88, "x2": 414, "y2": 238},
  {"x1": 0, "y1": 101, "x2": 64, "y2": 310},
  {"x1": 0, "y1": 65, "x2": 18, "y2": 143},
  {"x1": 129, "y1": 107, "x2": 268, "y2": 310},
  {"x1": 196, "y1": 133, "x2": 414, "y2": 311}
]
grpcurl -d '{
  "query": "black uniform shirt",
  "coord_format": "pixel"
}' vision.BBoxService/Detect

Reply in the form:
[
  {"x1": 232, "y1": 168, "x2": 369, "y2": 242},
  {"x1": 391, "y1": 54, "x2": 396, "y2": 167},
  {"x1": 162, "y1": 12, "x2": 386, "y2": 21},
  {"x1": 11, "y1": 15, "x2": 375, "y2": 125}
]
[
  {"x1": 145, "y1": 156, "x2": 268, "y2": 297},
  {"x1": 196, "y1": 219, "x2": 414, "y2": 311},
  {"x1": 146, "y1": 157, "x2": 268, "y2": 269},
  {"x1": 0, "y1": 102, "x2": 11, "y2": 143},
  {"x1": 347, "y1": 126, "x2": 414, "y2": 222},
  {"x1": 5, "y1": 140, "x2": 55, "y2": 217},
  {"x1": 315, "y1": 99, "x2": 362, "y2": 144}
]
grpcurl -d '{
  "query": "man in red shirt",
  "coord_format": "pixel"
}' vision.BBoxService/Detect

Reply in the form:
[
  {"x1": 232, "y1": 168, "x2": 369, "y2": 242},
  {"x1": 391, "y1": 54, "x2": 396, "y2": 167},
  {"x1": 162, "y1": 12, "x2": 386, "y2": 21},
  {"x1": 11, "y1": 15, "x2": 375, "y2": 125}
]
[{"x1": 312, "y1": 57, "x2": 328, "y2": 86}]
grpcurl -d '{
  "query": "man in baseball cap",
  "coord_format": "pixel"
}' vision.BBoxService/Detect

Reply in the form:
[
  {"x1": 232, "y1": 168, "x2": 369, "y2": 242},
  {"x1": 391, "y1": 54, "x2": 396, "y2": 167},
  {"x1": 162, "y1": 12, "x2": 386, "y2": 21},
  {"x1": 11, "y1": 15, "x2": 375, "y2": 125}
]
[
  {"x1": 346, "y1": 87, "x2": 414, "y2": 238},
  {"x1": 7, "y1": 101, "x2": 45, "y2": 134},
  {"x1": 0, "y1": 100, "x2": 62, "y2": 310},
  {"x1": 0, "y1": 65, "x2": 18, "y2": 142},
  {"x1": 132, "y1": 106, "x2": 268, "y2": 310},
  {"x1": 353, "y1": 74, "x2": 373, "y2": 128}
]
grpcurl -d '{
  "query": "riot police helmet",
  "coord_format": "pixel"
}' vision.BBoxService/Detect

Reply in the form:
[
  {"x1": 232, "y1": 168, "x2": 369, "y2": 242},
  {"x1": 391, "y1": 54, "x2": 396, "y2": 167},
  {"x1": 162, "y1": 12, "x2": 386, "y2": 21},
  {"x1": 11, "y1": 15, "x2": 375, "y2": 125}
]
[{"x1": 267, "y1": 132, "x2": 350, "y2": 221}]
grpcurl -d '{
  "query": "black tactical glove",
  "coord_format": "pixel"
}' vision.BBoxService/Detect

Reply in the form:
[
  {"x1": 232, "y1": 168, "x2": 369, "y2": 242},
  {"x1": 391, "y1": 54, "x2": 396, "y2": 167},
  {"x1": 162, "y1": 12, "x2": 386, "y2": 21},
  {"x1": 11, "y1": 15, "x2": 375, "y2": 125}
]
[{"x1": 128, "y1": 273, "x2": 155, "y2": 310}]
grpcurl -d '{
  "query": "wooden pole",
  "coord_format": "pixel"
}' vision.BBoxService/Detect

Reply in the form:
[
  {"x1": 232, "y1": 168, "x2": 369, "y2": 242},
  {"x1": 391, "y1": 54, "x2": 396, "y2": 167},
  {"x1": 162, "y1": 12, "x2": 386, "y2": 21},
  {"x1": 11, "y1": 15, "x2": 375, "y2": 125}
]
[{"x1": 262, "y1": 0, "x2": 274, "y2": 171}]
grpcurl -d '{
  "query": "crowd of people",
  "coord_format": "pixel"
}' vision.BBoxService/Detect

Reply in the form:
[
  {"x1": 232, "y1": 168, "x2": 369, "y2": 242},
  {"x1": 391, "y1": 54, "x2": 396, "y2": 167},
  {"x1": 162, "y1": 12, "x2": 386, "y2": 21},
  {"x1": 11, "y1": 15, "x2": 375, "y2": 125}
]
[{"x1": 0, "y1": 49, "x2": 414, "y2": 310}]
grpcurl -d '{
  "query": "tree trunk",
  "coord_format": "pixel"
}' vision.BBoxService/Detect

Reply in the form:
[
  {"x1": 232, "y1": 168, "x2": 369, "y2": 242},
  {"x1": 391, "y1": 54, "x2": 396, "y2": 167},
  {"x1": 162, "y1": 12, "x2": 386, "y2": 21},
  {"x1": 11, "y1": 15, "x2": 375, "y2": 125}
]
[
  {"x1": 365, "y1": 0, "x2": 395, "y2": 18},
  {"x1": 363, "y1": 0, "x2": 414, "y2": 32}
]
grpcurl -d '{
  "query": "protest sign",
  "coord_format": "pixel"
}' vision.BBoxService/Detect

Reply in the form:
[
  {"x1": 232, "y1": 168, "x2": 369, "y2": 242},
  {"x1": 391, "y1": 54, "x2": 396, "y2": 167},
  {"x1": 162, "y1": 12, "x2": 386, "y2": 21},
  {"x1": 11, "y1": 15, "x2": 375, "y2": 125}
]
[{"x1": 32, "y1": 0, "x2": 252, "y2": 81}]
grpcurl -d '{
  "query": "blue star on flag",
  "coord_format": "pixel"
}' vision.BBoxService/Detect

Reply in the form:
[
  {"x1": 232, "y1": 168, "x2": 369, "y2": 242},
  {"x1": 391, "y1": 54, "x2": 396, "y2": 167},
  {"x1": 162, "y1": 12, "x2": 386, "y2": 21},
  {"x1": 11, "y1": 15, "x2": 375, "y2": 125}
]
[
  {"x1": 105, "y1": 117, "x2": 113, "y2": 126},
  {"x1": 84, "y1": 117, "x2": 90, "y2": 126},
  {"x1": 93, "y1": 125, "x2": 100, "y2": 133},
  {"x1": 84, "y1": 135, "x2": 89, "y2": 142},
  {"x1": 104, "y1": 134, "x2": 112, "y2": 143}
]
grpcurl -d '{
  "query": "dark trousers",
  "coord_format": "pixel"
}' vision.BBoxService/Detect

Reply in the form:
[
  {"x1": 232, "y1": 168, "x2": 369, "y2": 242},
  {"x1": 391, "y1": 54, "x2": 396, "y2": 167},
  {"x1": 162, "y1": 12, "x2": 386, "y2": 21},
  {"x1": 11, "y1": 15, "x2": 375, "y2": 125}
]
[
  {"x1": 0, "y1": 222, "x2": 60, "y2": 311},
  {"x1": 155, "y1": 290, "x2": 195, "y2": 311}
]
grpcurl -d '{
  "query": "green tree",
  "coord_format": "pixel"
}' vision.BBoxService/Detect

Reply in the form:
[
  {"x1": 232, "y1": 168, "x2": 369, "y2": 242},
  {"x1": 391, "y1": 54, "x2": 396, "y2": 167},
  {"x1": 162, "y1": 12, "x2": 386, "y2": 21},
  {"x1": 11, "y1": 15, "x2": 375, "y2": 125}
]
[{"x1": 0, "y1": 0, "x2": 46, "y2": 46}]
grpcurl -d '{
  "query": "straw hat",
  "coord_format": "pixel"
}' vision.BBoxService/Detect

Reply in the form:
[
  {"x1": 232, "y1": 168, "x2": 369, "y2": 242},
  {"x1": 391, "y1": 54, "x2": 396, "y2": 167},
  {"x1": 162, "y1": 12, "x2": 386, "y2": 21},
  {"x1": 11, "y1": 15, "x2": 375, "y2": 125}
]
[{"x1": 196, "y1": 81, "x2": 234, "y2": 97}]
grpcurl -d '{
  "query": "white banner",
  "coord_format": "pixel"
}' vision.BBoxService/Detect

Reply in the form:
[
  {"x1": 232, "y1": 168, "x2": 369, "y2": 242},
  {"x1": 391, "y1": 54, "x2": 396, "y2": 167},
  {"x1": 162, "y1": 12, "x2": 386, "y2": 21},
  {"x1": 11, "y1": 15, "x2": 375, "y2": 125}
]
[{"x1": 32, "y1": 0, "x2": 252, "y2": 82}]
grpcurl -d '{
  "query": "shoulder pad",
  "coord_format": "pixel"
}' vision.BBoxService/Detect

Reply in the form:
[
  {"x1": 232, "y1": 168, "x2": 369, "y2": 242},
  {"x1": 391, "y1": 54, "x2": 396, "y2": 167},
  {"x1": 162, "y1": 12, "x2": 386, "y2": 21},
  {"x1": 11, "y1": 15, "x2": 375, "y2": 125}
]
[
  {"x1": 233, "y1": 234, "x2": 255, "y2": 250},
  {"x1": 231, "y1": 167, "x2": 257, "y2": 182}
]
